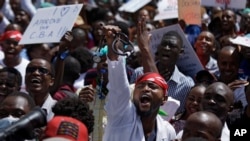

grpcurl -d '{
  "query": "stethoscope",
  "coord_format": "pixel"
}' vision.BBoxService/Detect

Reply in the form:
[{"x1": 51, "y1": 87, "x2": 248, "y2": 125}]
[{"x1": 92, "y1": 32, "x2": 134, "y2": 63}]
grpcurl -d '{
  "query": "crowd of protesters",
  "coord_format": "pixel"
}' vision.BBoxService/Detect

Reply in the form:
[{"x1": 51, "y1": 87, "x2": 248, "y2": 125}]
[{"x1": 0, "y1": 0, "x2": 250, "y2": 141}]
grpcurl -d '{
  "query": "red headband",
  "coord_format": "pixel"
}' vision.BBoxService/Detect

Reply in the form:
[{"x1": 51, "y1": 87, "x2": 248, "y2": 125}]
[
  {"x1": 0, "y1": 30, "x2": 22, "y2": 42},
  {"x1": 135, "y1": 72, "x2": 168, "y2": 95}
]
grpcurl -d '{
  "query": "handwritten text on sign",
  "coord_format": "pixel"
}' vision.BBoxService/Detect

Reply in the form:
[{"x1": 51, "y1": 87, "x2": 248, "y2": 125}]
[
  {"x1": 19, "y1": 4, "x2": 83, "y2": 45},
  {"x1": 150, "y1": 24, "x2": 204, "y2": 78},
  {"x1": 178, "y1": 0, "x2": 201, "y2": 25}
]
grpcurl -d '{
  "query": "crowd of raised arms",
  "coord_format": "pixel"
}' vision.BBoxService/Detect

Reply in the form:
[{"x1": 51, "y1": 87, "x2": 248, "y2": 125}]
[{"x1": 0, "y1": 0, "x2": 250, "y2": 141}]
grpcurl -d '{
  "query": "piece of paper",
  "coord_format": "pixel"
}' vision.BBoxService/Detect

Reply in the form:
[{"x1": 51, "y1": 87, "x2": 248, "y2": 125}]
[
  {"x1": 160, "y1": 96, "x2": 180, "y2": 121},
  {"x1": 19, "y1": 4, "x2": 83, "y2": 45},
  {"x1": 153, "y1": 0, "x2": 178, "y2": 21},
  {"x1": 201, "y1": 0, "x2": 246, "y2": 9},
  {"x1": 229, "y1": 36, "x2": 250, "y2": 48},
  {"x1": 118, "y1": 0, "x2": 151, "y2": 13}
]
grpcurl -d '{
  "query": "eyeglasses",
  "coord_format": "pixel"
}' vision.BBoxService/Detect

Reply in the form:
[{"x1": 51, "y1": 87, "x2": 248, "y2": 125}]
[{"x1": 26, "y1": 67, "x2": 51, "y2": 75}]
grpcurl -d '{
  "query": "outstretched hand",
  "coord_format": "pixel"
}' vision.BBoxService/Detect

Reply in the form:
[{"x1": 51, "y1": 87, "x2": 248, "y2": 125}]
[
  {"x1": 102, "y1": 25, "x2": 121, "y2": 60},
  {"x1": 102, "y1": 25, "x2": 121, "y2": 45},
  {"x1": 136, "y1": 15, "x2": 158, "y2": 73},
  {"x1": 58, "y1": 31, "x2": 73, "y2": 53},
  {"x1": 137, "y1": 16, "x2": 151, "y2": 51},
  {"x1": 78, "y1": 85, "x2": 95, "y2": 102},
  {"x1": 228, "y1": 79, "x2": 249, "y2": 91}
]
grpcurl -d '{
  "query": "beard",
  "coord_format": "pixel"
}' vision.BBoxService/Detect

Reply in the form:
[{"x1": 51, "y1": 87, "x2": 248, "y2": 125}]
[
  {"x1": 136, "y1": 108, "x2": 152, "y2": 117},
  {"x1": 134, "y1": 101, "x2": 160, "y2": 117}
]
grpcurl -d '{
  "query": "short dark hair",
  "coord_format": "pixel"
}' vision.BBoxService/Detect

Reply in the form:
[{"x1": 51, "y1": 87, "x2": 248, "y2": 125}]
[
  {"x1": 162, "y1": 31, "x2": 183, "y2": 48},
  {"x1": 6, "y1": 91, "x2": 36, "y2": 109},
  {"x1": 0, "y1": 67, "x2": 22, "y2": 88},
  {"x1": 52, "y1": 98, "x2": 94, "y2": 134},
  {"x1": 63, "y1": 55, "x2": 81, "y2": 81},
  {"x1": 70, "y1": 47, "x2": 94, "y2": 73}
]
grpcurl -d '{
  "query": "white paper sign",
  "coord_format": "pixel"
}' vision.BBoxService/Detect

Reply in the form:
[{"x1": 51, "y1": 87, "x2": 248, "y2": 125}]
[
  {"x1": 150, "y1": 24, "x2": 204, "y2": 78},
  {"x1": 160, "y1": 96, "x2": 180, "y2": 121},
  {"x1": 118, "y1": 0, "x2": 151, "y2": 13},
  {"x1": 229, "y1": 36, "x2": 250, "y2": 48},
  {"x1": 153, "y1": 0, "x2": 178, "y2": 21},
  {"x1": 201, "y1": 0, "x2": 246, "y2": 9},
  {"x1": 19, "y1": 4, "x2": 83, "y2": 45}
]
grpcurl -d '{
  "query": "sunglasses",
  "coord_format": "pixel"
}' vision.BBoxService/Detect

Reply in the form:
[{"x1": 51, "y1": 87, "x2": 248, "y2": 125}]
[{"x1": 26, "y1": 67, "x2": 51, "y2": 75}]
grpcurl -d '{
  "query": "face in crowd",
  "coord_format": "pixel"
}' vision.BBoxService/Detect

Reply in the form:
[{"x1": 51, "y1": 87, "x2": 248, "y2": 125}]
[
  {"x1": 221, "y1": 9, "x2": 236, "y2": 32},
  {"x1": 182, "y1": 111, "x2": 223, "y2": 141},
  {"x1": 217, "y1": 46, "x2": 240, "y2": 84},
  {"x1": 201, "y1": 82, "x2": 234, "y2": 123},
  {"x1": 156, "y1": 31, "x2": 183, "y2": 79},
  {"x1": 0, "y1": 67, "x2": 22, "y2": 102},
  {"x1": 133, "y1": 73, "x2": 168, "y2": 117},
  {"x1": 0, "y1": 92, "x2": 35, "y2": 119},
  {"x1": 194, "y1": 31, "x2": 215, "y2": 57},
  {"x1": 185, "y1": 84, "x2": 207, "y2": 116},
  {"x1": 0, "y1": 31, "x2": 23, "y2": 61},
  {"x1": 25, "y1": 59, "x2": 54, "y2": 97}
]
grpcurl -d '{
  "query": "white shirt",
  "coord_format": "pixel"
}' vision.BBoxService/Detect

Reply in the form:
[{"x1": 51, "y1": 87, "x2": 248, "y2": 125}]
[
  {"x1": 103, "y1": 56, "x2": 176, "y2": 141},
  {"x1": 73, "y1": 72, "x2": 86, "y2": 90},
  {"x1": 42, "y1": 94, "x2": 57, "y2": 121},
  {"x1": 221, "y1": 123, "x2": 230, "y2": 141}
]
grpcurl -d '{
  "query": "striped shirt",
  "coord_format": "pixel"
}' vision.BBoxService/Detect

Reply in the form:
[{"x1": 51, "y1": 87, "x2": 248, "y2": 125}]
[{"x1": 167, "y1": 66, "x2": 195, "y2": 114}]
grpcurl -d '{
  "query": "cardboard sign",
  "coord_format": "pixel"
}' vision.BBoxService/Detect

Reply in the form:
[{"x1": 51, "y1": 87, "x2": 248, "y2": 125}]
[
  {"x1": 118, "y1": 0, "x2": 151, "y2": 13},
  {"x1": 153, "y1": 0, "x2": 178, "y2": 21},
  {"x1": 178, "y1": 0, "x2": 201, "y2": 25},
  {"x1": 201, "y1": 0, "x2": 246, "y2": 9},
  {"x1": 150, "y1": 24, "x2": 204, "y2": 78},
  {"x1": 19, "y1": 4, "x2": 83, "y2": 45}
]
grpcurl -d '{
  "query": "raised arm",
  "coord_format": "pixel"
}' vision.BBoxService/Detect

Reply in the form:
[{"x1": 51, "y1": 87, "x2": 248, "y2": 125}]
[
  {"x1": 50, "y1": 31, "x2": 73, "y2": 95},
  {"x1": 137, "y1": 16, "x2": 158, "y2": 73},
  {"x1": 103, "y1": 25, "x2": 120, "y2": 61},
  {"x1": 102, "y1": 25, "x2": 132, "y2": 117}
]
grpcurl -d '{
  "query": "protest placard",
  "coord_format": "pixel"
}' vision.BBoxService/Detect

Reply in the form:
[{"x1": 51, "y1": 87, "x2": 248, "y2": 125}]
[
  {"x1": 229, "y1": 34, "x2": 250, "y2": 48},
  {"x1": 153, "y1": 0, "x2": 178, "y2": 21},
  {"x1": 19, "y1": 4, "x2": 83, "y2": 45},
  {"x1": 150, "y1": 24, "x2": 204, "y2": 78},
  {"x1": 178, "y1": 0, "x2": 201, "y2": 25},
  {"x1": 201, "y1": 0, "x2": 246, "y2": 9},
  {"x1": 118, "y1": 0, "x2": 151, "y2": 13}
]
